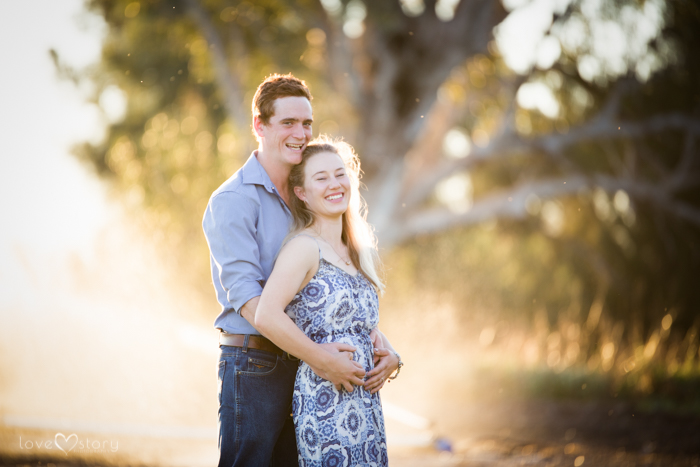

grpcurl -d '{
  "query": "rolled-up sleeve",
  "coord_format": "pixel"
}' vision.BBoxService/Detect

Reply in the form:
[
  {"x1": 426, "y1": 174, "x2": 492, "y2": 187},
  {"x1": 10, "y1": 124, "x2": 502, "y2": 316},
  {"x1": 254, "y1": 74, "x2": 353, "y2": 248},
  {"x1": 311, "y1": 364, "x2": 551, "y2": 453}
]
[{"x1": 203, "y1": 191, "x2": 263, "y2": 313}]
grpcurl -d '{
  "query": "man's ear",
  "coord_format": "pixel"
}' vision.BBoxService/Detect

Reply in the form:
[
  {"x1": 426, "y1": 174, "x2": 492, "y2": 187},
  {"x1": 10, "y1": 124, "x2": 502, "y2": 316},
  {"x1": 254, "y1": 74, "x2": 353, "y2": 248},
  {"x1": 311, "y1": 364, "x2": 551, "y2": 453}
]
[
  {"x1": 253, "y1": 116, "x2": 265, "y2": 138},
  {"x1": 293, "y1": 186, "x2": 306, "y2": 202}
]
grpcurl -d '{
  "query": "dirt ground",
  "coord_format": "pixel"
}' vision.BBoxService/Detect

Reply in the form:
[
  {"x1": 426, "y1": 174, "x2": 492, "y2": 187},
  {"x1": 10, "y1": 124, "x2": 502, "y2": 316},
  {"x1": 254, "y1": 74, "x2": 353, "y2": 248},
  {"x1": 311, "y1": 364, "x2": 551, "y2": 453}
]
[
  {"x1": 2, "y1": 398, "x2": 699, "y2": 467},
  {"x1": 390, "y1": 398, "x2": 700, "y2": 466}
]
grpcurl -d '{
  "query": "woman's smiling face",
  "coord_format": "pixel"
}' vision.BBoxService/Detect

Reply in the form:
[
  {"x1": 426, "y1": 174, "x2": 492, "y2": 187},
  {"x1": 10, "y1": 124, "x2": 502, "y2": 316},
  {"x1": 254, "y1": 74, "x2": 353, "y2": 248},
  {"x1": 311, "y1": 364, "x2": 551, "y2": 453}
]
[{"x1": 294, "y1": 151, "x2": 350, "y2": 219}]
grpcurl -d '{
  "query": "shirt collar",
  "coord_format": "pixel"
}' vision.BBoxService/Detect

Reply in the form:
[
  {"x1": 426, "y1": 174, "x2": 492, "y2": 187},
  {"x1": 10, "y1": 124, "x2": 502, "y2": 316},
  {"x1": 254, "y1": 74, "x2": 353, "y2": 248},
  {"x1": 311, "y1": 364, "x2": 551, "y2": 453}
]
[{"x1": 241, "y1": 151, "x2": 277, "y2": 194}]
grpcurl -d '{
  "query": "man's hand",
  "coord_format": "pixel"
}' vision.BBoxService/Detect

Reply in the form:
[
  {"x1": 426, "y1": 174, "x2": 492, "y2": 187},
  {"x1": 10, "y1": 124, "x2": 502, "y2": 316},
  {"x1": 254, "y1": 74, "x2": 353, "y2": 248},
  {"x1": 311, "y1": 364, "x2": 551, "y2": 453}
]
[
  {"x1": 307, "y1": 342, "x2": 366, "y2": 392},
  {"x1": 369, "y1": 328, "x2": 384, "y2": 365},
  {"x1": 364, "y1": 348, "x2": 399, "y2": 394}
]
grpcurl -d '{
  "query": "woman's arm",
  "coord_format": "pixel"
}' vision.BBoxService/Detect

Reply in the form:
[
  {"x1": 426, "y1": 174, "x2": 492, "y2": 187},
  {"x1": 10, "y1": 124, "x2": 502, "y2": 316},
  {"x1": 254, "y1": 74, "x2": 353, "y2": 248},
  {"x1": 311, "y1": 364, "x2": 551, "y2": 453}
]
[{"x1": 255, "y1": 236, "x2": 366, "y2": 391}]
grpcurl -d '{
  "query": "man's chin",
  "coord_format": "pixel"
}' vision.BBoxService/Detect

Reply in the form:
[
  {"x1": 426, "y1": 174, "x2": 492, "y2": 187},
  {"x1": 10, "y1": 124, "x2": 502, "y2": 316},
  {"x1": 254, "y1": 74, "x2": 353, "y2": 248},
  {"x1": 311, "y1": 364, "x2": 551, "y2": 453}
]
[{"x1": 285, "y1": 152, "x2": 304, "y2": 165}]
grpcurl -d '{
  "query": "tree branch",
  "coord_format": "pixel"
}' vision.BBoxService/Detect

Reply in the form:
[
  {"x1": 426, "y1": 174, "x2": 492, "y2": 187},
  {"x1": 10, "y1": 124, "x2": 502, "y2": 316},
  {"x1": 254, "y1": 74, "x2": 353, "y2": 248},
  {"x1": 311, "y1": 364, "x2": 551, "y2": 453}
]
[
  {"x1": 666, "y1": 133, "x2": 697, "y2": 191},
  {"x1": 388, "y1": 175, "x2": 589, "y2": 245},
  {"x1": 366, "y1": 159, "x2": 406, "y2": 235},
  {"x1": 541, "y1": 113, "x2": 700, "y2": 154},
  {"x1": 401, "y1": 129, "x2": 525, "y2": 209},
  {"x1": 317, "y1": 3, "x2": 360, "y2": 107},
  {"x1": 404, "y1": 112, "x2": 700, "y2": 212},
  {"x1": 184, "y1": 0, "x2": 247, "y2": 129},
  {"x1": 382, "y1": 173, "x2": 700, "y2": 246}
]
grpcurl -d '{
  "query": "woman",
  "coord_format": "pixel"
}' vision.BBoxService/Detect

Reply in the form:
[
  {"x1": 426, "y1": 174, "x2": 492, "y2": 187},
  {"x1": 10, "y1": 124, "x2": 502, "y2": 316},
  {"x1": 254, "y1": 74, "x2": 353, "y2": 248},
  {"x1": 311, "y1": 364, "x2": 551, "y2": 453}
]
[{"x1": 256, "y1": 137, "x2": 400, "y2": 466}]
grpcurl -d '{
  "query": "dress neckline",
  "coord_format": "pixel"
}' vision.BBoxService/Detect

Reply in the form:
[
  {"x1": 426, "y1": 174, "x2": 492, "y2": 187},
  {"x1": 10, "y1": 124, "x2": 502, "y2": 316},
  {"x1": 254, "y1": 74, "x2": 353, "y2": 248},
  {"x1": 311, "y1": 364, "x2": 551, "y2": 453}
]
[{"x1": 320, "y1": 257, "x2": 360, "y2": 279}]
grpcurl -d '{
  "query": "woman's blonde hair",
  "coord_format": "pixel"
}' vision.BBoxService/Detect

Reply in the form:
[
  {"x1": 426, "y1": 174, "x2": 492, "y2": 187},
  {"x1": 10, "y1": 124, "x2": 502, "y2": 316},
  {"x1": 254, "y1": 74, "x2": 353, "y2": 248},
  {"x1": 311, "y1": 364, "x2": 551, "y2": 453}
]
[{"x1": 287, "y1": 135, "x2": 384, "y2": 293}]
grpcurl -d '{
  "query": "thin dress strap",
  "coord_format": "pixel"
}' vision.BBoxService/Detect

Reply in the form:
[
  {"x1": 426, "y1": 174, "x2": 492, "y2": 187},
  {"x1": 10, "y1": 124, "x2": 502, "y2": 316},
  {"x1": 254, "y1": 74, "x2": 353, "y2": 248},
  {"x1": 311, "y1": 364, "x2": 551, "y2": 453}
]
[{"x1": 288, "y1": 233, "x2": 323, "y2": 259}]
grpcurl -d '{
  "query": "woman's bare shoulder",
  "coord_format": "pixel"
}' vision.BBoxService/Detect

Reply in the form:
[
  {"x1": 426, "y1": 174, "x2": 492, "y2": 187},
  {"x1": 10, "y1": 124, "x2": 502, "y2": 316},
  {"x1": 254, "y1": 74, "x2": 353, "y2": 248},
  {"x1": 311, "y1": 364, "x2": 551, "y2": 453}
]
[{"x1": 278, "y1": 232, "x2": 320, "y2": 263}]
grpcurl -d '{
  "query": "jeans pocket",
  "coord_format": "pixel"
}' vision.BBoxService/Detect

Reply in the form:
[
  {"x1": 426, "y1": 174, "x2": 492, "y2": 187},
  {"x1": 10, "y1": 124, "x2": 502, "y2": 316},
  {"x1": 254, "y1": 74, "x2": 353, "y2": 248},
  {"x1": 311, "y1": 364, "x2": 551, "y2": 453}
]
[
  {"x1": 217, "y1": 360, "x2": 226, "y2": 406},
  {"x1": 240, "y1": 353, "x2": 279, "y2": 376}
]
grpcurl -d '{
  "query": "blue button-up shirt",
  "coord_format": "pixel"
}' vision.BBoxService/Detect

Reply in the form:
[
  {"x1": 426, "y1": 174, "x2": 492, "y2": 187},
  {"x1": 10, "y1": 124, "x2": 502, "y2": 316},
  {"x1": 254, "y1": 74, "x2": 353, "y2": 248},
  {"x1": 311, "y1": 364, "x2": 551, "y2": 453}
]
[{"x1": 202, "y1": 152, "x2": 292, "y2": 335}]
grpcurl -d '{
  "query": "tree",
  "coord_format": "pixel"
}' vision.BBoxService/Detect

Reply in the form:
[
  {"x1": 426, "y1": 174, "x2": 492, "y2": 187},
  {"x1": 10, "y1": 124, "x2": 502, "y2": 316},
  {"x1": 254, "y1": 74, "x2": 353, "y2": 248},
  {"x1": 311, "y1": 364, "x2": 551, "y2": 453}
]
[{"x1": 66, "y1": 0, "x2": 700, "y2": 356}]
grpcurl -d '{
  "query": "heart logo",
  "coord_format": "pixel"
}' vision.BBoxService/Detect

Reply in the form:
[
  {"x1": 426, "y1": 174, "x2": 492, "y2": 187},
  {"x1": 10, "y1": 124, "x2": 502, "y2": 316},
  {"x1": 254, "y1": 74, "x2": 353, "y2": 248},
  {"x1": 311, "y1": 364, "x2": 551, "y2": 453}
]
[{"x1": 54, "y1": 433, "x2": 78, "y2": 454}]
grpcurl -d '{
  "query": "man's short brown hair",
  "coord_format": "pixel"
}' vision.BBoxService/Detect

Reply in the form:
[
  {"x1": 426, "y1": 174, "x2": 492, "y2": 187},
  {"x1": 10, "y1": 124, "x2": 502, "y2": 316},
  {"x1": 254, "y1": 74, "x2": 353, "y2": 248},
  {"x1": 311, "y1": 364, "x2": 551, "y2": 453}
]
[{"x1": 252, "y1": 74, "x2": 312, "y2": 125}]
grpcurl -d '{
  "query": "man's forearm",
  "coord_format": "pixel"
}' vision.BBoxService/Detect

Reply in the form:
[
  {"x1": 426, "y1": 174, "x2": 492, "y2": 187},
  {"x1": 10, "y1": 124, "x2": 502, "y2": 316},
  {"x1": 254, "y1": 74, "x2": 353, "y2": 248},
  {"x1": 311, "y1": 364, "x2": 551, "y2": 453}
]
[{"x1": 239, "y1": 296, "x2": 260, "y2": 328}]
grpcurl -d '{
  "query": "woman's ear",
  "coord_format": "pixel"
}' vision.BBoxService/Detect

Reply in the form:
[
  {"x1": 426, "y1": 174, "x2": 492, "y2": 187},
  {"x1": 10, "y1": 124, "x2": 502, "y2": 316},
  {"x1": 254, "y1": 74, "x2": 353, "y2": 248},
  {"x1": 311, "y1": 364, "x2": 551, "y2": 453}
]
[{"x1": 293, "y1": 186, "x2": 306, "y2": 202}]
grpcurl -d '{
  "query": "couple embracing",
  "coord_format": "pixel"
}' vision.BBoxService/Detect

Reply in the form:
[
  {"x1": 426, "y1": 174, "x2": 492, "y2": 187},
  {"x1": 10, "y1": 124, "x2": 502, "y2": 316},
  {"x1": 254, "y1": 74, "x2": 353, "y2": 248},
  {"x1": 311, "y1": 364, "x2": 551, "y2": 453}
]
[{"x1": 203, "y1": 74, "x2": 401, "y2": 466}]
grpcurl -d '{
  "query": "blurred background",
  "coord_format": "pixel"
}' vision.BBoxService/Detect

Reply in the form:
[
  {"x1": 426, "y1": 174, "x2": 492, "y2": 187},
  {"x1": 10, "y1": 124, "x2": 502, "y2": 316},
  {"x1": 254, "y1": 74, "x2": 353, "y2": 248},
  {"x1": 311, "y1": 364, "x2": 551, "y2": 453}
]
[{"x1": 1, "y1": 0, "x2": 699, "y2": 466}]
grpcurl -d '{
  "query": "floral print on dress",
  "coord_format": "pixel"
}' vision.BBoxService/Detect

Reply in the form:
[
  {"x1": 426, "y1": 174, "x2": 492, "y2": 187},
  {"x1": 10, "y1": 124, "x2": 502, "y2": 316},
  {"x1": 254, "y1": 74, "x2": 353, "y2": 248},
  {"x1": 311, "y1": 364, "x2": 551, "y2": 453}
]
[{"x1": 286, "y1": 257, "x2": 388, "y2": 467}]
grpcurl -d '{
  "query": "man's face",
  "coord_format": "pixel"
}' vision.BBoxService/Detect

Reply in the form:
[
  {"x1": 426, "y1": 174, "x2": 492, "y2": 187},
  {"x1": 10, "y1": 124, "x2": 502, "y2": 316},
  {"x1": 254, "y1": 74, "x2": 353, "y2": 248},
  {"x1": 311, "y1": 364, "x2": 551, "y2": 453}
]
[{"x1": 256, "y1": 96, "x2": 313, "y2": 167}]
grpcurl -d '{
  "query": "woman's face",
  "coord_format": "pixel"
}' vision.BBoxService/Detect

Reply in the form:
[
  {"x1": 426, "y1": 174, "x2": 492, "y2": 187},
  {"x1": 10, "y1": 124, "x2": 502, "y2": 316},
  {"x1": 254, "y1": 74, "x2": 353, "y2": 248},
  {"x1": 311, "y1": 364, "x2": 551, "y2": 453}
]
[{"x1": 294, "y1": 151, "x2": 350, "y2": 219}]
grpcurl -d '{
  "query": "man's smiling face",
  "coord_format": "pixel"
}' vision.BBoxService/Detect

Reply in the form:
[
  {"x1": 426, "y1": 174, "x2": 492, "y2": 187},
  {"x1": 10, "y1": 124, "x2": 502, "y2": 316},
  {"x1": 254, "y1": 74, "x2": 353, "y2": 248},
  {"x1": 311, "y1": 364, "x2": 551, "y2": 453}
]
[{"x1": 257, "y1": 96, "x2": 313, "y2": 167}]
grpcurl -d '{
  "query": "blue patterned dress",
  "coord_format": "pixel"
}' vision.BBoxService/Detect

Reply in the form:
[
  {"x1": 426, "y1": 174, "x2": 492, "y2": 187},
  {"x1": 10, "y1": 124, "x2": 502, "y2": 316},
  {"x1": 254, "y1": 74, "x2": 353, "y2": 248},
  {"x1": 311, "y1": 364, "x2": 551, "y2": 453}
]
[{"x1": 284, "y1": 241, "x2": 388, "y2": 466}]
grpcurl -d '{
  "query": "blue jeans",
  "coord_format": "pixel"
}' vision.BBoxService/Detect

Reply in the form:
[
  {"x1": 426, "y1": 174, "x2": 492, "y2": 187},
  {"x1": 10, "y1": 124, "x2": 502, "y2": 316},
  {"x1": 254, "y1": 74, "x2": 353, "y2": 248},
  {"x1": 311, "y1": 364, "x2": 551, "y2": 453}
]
[{"x1": 217, "y1": 343, "x2": 299, "y2": 467}]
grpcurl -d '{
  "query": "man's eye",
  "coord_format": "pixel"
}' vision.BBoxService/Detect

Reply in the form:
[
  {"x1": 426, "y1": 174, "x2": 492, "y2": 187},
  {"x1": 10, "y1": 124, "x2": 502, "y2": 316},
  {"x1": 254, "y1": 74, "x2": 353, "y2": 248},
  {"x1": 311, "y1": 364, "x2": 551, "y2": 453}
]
[
  {"x1": 303, "y1": 122, "x2": 312, "y2": 127},
  {"x1": 317, "y1": 178, "x2": 326, "y2": 181}
]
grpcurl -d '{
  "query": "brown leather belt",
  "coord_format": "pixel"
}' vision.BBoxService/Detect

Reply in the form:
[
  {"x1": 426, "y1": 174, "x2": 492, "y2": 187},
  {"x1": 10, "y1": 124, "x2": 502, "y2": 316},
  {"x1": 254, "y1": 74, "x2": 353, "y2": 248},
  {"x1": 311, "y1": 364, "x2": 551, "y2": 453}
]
[{"x1": 219, "y1": 333, "x2": 284, "y2": 357}]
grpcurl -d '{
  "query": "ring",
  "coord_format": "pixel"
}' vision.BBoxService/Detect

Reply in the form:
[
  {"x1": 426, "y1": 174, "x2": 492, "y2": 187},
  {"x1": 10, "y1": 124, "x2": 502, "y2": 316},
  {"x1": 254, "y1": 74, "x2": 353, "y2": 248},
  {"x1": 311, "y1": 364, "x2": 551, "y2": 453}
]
[{"x1": 380, "y1": 377, "x2": 384, "y2": 382}]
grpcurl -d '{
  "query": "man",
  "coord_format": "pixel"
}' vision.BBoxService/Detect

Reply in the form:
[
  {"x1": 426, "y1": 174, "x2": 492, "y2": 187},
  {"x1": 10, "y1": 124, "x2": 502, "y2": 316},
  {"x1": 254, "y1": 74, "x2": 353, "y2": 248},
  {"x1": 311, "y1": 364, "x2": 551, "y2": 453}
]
[{"x1": 202, "y1": 74, "x2": 367, "y2": 466}]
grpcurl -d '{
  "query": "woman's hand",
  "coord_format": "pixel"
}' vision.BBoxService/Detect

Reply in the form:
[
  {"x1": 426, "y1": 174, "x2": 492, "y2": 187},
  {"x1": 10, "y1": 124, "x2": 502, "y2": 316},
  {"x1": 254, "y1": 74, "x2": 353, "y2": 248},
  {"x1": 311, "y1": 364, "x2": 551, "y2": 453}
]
[{"x1": 364, "y1": 348, "x2": 399, "y2": 394}]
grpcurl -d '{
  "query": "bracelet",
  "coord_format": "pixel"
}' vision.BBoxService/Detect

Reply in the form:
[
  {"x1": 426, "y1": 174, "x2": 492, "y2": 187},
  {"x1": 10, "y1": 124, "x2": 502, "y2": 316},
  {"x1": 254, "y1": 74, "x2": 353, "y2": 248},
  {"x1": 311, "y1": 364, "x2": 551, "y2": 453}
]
[{"x1": 387, "y1": 351, "x2": 403, "y2": 382}]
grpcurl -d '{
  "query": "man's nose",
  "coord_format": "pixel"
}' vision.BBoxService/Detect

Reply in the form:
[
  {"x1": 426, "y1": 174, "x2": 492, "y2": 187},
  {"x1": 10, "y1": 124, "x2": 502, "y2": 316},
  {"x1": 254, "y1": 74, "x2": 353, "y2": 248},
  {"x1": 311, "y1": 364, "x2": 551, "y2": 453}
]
[{"x1": 292, "y1": 123, "x2": 304, "y2": 139}]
